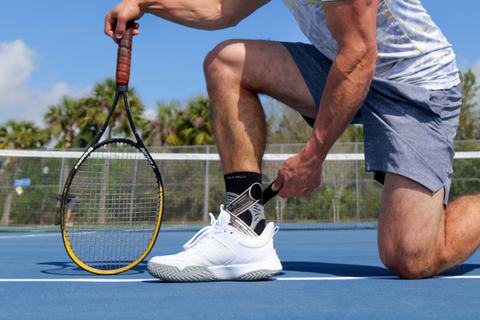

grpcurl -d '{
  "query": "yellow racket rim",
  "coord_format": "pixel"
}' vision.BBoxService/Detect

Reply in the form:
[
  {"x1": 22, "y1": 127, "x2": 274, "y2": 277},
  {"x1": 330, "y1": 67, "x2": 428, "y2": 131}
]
[{"x1": 62, "y1": 185, "x2": 164, "y2": 275}]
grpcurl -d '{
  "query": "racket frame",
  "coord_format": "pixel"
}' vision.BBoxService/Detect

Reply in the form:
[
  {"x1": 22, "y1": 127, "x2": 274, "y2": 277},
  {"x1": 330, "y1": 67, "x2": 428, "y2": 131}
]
[
  {"x1": 61, "y1": 136, "x2": 164, "y2": 275},
  {"x1": 60, "y1": 21, "x2": 164, "y2": 274}
]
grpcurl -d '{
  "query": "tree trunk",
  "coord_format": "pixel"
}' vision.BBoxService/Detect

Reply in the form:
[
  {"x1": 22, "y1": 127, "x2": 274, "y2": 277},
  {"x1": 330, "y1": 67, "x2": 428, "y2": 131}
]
[
  {"x1": 275, "y1": 197, "x2": 286, "y2": 223},
  {"x1": 1, "y1": 158, "x2": 21, "y2": 226},
  {"x1": 61, "y1": 127, "x2": 73, "y2": 188},
  {"x1": 98, "y1": 134, "x2": 112, "y2": 225},
  {"x1": 98, "y1": 158, "x2": 109, "y2": 225},
  {"x1": 65, "y1": 126, "x2": 73, "y2": 149}
]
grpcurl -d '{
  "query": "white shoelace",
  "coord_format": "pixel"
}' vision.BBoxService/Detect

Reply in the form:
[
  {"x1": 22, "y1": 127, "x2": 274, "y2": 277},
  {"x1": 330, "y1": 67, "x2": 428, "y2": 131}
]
[{"x1": 183, "y1": 205, "x2": 226, "y2": 250}]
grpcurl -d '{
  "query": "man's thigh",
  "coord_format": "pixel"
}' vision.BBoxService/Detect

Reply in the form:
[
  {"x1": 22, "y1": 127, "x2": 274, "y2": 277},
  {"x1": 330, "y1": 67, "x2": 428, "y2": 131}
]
[
  {"x1": 206, "y1": 40, "x2": 319, "y2": 118},
  {"x1": 377, "y1": 172, "x2": 446, "y2": 275}
]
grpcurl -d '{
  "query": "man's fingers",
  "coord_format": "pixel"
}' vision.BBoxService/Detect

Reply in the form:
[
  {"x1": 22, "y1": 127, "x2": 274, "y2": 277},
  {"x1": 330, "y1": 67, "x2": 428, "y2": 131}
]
[
  {"x1": 114, "y1": 16, "x2": 129, "y2": 39},
  {"x1": 105, "y1": 2, "x2": 144, "y2": 42},
  {"x1": 133, "y1": 23, "x2": 140, "y2": 35},
  {"x1": 272, "y1": 179, "x2": 283, "y2": 192},
  {"x1": 105, "y1": 17, "x2": 140, "y2": 43},
  {"x1": 105, "y1": 15, "x2": 119, "y2": 43},
  {"x1": 275, "y1": 180, "x2": 319, "y2": 198}
]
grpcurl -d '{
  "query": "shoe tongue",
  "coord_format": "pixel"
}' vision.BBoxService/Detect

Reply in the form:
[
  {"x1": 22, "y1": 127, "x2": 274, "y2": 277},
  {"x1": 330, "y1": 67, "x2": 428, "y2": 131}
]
[{"x1": 217, "y1": 209, "x2": 231, "y2": 226}]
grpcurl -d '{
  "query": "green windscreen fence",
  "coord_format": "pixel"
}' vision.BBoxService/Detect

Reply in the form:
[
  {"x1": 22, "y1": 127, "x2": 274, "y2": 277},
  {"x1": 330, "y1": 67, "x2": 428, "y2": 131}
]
[{"x1": 1, "y1": 143, "x2": 479, "y2": 232}]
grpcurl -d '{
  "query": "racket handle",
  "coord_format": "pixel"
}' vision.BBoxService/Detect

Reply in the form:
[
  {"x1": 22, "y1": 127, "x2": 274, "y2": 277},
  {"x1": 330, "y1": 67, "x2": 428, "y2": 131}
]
[
  {"x1": 116, "y1": 20, "x2": 134, "y2": 85},
  {"x1": 263, "y1": 181, "x2": 279, "y2": 204}
]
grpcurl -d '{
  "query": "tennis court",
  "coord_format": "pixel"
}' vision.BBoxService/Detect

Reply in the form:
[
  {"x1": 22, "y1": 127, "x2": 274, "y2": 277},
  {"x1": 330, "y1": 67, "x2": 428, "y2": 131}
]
[
  {"x1": 2, "y1": 144, "x2": 480, "y2": 318},
  {"x1": 2, "y1": 229, "x2": 480, "y2": 319}
]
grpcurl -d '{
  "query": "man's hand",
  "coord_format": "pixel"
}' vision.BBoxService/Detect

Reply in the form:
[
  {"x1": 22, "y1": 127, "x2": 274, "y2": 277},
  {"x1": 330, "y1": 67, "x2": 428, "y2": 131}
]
[
  {"x1": 272, "y1": 146, "x2": 323, "y2": 198},
  {"x1": 105, "y1": 0, "x2": 144, "y2": 43}
]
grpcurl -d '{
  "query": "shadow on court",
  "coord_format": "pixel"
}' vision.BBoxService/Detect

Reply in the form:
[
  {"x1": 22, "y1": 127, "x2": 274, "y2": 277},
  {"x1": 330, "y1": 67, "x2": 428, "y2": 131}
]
[
  {"x1": 281, "y1": 261, "x2": 480, "y2": 277},
  {"x1": 440, "y1": 263, "x2": 480, "y2": 276},
  {"x1": 36, "y1": 259, "x2": 480, "y2": 278},
  {"x1": 37, "y1": 260, "x2": 149, "y2": 276}
]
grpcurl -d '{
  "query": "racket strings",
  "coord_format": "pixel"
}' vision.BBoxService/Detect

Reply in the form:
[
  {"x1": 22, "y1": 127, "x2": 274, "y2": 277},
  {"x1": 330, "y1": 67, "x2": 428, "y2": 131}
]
[{"x1": 65, "y1": 142, "x2": 160, "y2": 271}]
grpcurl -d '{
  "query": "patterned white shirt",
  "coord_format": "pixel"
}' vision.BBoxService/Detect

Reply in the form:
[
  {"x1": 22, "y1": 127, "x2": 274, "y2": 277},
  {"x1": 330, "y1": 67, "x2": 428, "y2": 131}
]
[{"x1": 283, "y1": 0, "x2": 460, "y2": 89}]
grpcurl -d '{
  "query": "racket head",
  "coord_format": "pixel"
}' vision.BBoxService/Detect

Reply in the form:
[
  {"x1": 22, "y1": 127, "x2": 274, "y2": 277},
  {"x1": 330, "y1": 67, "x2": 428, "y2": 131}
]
[{"x1": 60, "y1": 138, "x2": 164, "y2": 274}]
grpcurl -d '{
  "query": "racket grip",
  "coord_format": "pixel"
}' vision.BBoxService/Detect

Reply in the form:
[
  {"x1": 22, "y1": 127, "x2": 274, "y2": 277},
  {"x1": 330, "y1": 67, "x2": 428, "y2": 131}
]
[
  {"x1": 263, "y1": 181, "x2": 279, "y2": 204},
  {"x1": 116, "y1": 20, "x2": 134, "y2": 85}
]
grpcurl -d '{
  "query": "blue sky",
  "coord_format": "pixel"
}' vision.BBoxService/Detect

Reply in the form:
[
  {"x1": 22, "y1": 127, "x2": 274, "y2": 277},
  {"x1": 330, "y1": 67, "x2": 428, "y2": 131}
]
[{"x1": 1, "y1": 0, "x2": 479, "y2": 124}]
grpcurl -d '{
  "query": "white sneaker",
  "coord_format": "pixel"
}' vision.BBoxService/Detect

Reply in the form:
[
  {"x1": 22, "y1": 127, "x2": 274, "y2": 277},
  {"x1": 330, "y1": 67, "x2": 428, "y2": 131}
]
[{"x1": 147, "y1": 205, "x2": 283, "y2": 282}]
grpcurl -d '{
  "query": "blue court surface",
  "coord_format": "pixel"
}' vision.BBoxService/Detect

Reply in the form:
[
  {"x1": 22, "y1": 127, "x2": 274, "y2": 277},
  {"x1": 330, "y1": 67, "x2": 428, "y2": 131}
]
[{"x1": 1, "y1": 229, "x2": 480, "y2": 319}]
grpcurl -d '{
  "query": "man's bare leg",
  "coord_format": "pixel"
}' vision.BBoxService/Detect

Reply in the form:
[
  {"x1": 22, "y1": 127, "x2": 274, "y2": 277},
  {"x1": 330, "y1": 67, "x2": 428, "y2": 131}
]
[
  {"x1": 378, "y1": 173, "x2": 480, "y2": 279},
  {"x1": 66, "y1": 209, "x2": 73, "y2": 223},
  {"x1": 203, "y1": 40, "x2": 317, "y2": 175}
]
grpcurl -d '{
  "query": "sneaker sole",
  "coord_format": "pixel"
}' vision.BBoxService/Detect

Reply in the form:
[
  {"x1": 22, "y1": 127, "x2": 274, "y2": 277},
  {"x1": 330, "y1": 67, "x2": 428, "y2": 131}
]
[{"x1": 147, "y1": 261, "x2": 282, "y2": 282}]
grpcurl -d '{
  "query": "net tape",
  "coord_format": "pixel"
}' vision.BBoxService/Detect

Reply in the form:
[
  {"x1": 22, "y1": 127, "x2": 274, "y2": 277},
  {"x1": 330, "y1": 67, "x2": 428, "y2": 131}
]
[{"x1": 1, "y1": 149, "x2": 479, "y2": 160}]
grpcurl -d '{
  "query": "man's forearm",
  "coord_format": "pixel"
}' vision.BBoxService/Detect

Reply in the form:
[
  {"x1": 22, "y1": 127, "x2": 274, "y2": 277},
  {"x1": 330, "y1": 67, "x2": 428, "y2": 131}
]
[
  {"x1": 302, "y1": 0, "x2": 379, "y2": 164},
  {"x1": 136, "y1": 0, "x2": 269, "y2": 30},
  {"x1": 303, "y1": 54, "x2": 376, "y2": 163}
]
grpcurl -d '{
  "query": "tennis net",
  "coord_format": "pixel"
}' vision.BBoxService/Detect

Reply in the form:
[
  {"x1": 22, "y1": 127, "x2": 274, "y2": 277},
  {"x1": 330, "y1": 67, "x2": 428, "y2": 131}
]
[{"x1": 1, "y1": 143, "x2": 479, "y2": 232}]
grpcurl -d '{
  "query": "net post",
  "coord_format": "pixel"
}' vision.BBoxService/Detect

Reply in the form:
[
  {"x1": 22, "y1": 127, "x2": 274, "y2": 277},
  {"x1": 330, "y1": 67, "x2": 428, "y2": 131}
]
[
  {"x1": 203, "y1": 145, "x2": 211, "y2": 223},
  {"x1": 355, "y1": 143, "x2": 360, "y2": 221},
  {"x1": 129, "y1": 156, "x2": 138, "y2": 224},
  {"x1": 280, "y1": 144, "x2": 284, "y2": 222}
]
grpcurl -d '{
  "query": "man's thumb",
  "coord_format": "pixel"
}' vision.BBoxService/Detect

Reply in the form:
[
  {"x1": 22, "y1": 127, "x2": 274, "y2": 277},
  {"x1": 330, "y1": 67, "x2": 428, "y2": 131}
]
[{"x1": 271, "y1": 179, "x2": 282, "y2": 192}]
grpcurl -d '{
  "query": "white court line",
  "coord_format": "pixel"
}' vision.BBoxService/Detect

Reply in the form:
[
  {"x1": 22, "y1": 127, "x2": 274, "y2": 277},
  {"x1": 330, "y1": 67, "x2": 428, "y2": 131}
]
[
  {"x1": 0, "y1": 233, "x2": 59, "y2": 239},
  {"x1": 276, "y1": 275, "x2": 480, "y2": 280},
  {"x1": 0, "y1": 279, "x2": 158, "y2": 282},
  {"x1": 276, "y1": 276, "x2": 397, "y2": 280},
  {"x1": 1, "y1": 275, "x2": 480, "y2": 282}
]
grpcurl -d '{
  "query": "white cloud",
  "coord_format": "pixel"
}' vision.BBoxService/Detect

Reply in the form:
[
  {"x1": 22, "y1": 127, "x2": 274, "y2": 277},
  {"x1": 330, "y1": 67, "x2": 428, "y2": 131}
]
[
  {"x1": 472, "y1": 57, "x2": 480, "y2": 79},
  {"x1": 0, "y1": 40, "x2": 91, "y2": 126},
  {"x1": 143, "y1": 108, "x2": 157, "y2": 121},
  {"x1": 0, "y1": 40, "x2": 35, "y2": 108},
  {"x1": 472, "y1": 57, "x2": 480, "y2": 105},
  {"x1": 31, "y1": 82, "x2": 92, "y2": 123}
]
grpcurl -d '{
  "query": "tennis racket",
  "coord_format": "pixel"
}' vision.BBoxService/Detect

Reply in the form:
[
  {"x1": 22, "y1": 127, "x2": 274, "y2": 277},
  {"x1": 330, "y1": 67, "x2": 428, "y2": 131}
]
[{"x1": 60, "y1": 20, "x2": 164, "y2": 275}]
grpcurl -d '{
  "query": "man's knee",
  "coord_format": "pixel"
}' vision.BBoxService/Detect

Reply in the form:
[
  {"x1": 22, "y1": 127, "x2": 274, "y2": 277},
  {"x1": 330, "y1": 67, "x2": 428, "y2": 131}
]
[
  {"x1": 379, "y1": 236, "x2": 440, "y2": 279},
  {"x1": 378, "y1": 173, "x2": 447, "y2": 279},
  {"x1": 203, "y1": 40, "x2": 246, "y2": 83}
]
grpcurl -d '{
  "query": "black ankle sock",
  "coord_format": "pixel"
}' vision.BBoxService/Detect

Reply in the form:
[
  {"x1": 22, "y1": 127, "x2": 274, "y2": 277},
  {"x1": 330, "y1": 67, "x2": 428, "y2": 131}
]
[{"x1": 224, "y1": 172, "x2": 266, "y2": 235}]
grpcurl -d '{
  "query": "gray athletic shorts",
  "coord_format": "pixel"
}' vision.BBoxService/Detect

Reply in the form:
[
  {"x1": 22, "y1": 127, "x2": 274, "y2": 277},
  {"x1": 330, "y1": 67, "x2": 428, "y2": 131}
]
[
  {"x1": 67, "y1": 195, "x2": 79, "y2": 211},
  {"x1": 282, "y1": 42, "x2": 462, "y2": 205}
]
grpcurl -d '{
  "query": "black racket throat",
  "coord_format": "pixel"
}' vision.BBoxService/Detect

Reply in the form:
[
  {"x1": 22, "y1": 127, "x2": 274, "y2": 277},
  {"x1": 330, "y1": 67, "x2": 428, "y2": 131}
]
[
  {"x1": 116, "y1": 83, "x2": 128, "y2": 92},
  {"x1": 87, "y1": 86, "x2": 141, "y2": 148}
]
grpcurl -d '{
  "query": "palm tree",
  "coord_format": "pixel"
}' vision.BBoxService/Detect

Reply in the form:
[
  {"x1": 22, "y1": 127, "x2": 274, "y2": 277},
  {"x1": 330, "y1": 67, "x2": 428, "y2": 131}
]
[
  {"x1": 44, "y1": 95, "x2": 88, "y2": 193},
  {"x1": 456, "y1": 69, "x2": 480, "y2": 140},
  {"x1": 145, "y1": 100, "x2": 180, "y2": 146},
  {"x1": 44, "y1": 96, "x2": 87, "y2": 148},
  {"x1": 0, "y1": 120, "x2": 47, "y2": 226},
  {"x1": 173, "y1": 95, "x2": 215, "y2": 146},
  {"x1": 0, "y1": 120, "x2": 46, "y2": 150}
]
